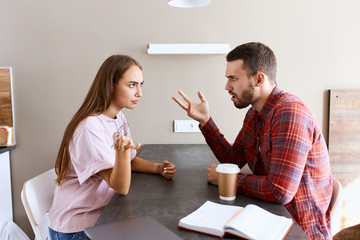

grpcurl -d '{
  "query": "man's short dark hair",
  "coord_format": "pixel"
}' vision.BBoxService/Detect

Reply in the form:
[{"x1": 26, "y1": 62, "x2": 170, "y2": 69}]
[{"x1": 226, "y1": 42, "x2": 277, "y2": 82}]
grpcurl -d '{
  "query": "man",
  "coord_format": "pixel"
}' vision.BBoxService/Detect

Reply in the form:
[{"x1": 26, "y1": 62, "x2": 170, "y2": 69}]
[{"x1": 172, "y1": 42, "x2": 333, "y2": 239}]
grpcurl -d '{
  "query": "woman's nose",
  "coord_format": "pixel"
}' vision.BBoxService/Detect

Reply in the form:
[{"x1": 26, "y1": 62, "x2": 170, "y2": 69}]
[{"x1": 136, "y1": 86, "x2": 142, "y2": 97}]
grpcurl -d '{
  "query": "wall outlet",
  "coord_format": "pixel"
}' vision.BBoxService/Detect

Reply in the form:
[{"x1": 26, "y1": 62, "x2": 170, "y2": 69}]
[{"x1": 173, "y1": 120, "x2": 200, "y2": 133}]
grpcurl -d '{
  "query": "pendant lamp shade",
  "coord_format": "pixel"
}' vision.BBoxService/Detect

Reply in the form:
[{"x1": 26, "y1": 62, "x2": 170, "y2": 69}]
[{"x1": 168, "y1": 0, "x2": 211, "y2": 8}]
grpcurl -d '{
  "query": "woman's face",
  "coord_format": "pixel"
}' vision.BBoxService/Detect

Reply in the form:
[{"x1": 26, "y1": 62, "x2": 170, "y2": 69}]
[{"x1": 112, "y1": 65, "x2": 144, "y2": 110}]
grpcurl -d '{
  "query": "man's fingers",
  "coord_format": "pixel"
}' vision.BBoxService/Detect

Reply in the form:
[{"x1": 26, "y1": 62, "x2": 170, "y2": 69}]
[
  {"x1": 172, "y1": 96, "x2": 188, "y2": 111},
  {"x1": 178, "y1": 90, "x2": 193, "y2": 104},
  {"x1": 198, "y1": 91, "x2": 207, "y2": 103}
]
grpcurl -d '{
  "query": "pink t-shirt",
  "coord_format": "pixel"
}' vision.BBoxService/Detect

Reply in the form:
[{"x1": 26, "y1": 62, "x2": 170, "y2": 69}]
[{"x1": 49, "y1": 112, "x2": 136, "y2": 233}]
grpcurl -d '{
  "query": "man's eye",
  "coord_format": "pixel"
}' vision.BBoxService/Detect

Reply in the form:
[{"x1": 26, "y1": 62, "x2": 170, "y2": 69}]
[{"x1": 129, "y1": 84, "x2": 135, "y2": 88}]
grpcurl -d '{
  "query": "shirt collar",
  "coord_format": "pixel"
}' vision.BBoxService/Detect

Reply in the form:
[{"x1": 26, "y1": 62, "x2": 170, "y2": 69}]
[{"x1": 256, "y1": 85, "x2": 284, "y2": 120}]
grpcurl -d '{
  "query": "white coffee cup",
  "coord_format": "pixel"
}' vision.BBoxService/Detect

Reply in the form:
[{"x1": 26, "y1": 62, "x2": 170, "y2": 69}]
[{"x1": 216, "y1": 164, "x2": 240, "y2": 201}]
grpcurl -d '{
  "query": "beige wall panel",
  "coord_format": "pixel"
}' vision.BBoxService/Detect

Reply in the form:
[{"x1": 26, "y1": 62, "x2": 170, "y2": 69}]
[{"x1": 1, "y1": 0, "x2": 360, "y2": 238}]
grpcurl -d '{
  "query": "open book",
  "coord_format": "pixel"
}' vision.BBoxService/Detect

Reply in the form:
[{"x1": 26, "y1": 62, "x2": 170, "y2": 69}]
[{"x1": 178, "y1": 201, "x2": 293, "y2": 240}]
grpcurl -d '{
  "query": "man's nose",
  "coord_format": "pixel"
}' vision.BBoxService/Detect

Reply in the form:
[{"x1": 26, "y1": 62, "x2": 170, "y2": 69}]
[{"x1": 225, "y1": 80, "x2": 232, "y2": 91}]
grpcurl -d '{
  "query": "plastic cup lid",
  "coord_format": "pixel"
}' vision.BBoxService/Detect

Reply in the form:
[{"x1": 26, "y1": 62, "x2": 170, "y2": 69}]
[{"x1": 216, "y1": 163, "x2": 240, "y2": 174}]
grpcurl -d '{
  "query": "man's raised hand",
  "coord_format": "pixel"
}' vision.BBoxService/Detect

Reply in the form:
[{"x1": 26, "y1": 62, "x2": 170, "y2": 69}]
[{"x1": 172, "y1": 90, "x2": 210, "y2": 127}]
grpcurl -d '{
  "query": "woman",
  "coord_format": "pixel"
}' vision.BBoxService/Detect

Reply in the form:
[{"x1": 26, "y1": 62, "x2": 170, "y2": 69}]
[{"x1": 48, "y1": 55, "x2": 176, "y2": 240}]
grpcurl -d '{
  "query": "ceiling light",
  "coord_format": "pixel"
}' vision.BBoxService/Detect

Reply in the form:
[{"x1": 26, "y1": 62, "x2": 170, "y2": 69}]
[{"x1": 168, "y1": 0, "x2": 211, "y2": 8}]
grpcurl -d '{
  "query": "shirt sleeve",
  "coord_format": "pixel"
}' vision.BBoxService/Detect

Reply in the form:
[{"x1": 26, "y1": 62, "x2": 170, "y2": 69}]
[
  {"x1": 200, "y1": 117, "x2": 247, "y2": 168},
  {"x1": 238, "y1": 102, "x2": 313, "y2": 204},
  {"x1": 70, "y1": 125, "x2": 115, "y2": 185}
]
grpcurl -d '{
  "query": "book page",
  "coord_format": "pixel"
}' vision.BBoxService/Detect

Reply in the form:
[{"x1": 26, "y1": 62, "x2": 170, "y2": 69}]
[
  {"x1": 178, "y1": 201, "x2": 242, "y2": 237},
  {"x1": 224, "y1": 204, "x2": 293, "y2": 240}
]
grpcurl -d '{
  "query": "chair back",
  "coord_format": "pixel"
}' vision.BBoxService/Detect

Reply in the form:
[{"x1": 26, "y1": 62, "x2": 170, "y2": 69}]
[
  {"x1": 21, "y1": 168, "x2": 57, "y2": 240},
  {"x1": 330, "y1": 178, "x2": 343, "y2": 235}
]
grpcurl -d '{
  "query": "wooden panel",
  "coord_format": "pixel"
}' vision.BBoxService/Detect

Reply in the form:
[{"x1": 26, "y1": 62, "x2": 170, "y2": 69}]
[
  {"x1": 328, "y1": 89, "x2": 360, "y2": 187},
  {"x1": 0, "y1": 69, "x2": 13, "y2": 126},
  {"x1": 0, "y1": 69, "x2": 11, "y2": 92}
]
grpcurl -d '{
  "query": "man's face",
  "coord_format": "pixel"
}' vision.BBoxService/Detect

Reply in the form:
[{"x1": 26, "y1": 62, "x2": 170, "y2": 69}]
[{"x1": 225, "y1": 59, "x2": 255, "y2": 109}]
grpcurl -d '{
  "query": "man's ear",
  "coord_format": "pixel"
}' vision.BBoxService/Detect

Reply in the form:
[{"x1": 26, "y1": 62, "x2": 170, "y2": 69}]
[{"x1": 254, "y1": 72, "x2": 266, "y2": 87}]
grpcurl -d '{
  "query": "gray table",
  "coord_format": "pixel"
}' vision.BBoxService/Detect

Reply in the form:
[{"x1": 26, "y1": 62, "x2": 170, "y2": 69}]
[{"x1": 96, "y1": 144, "x2": 308, "y2": 239}]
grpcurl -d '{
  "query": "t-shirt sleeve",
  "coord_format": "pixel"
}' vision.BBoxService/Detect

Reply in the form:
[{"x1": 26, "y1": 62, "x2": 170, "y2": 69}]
[{"x1": 70, "y1": 125, "x2": 115, "y2": 185}]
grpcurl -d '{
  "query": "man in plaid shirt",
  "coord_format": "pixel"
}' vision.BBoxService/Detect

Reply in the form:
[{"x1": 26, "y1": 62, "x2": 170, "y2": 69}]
[{"x1": 173, "y1": 42, "x2": 333, "y2": 239}]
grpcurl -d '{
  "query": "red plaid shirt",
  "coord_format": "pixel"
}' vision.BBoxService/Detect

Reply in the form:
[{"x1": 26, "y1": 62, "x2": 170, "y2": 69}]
[{"x1": 201, "y1": 86, "x2": 332, "y2": 239}]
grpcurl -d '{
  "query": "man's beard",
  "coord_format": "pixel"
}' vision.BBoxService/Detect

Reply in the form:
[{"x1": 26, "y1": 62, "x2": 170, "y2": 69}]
[{"x1": 232, "y1": 84, "x2": 254, "y2": 109}]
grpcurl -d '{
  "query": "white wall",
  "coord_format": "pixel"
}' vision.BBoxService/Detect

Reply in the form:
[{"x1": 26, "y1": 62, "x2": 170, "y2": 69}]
[{"x1": 1, "y1": 0, "x2": 360, "y2": 238}]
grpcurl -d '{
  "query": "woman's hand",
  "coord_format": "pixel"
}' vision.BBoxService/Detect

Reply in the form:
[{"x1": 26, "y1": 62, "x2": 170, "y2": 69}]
[
  {"x1": 113, "y1": 131, "x2": 141, "y2": 151},
  {"x1": 159, "y1": 160, "x2": 176, "y2": 179}
]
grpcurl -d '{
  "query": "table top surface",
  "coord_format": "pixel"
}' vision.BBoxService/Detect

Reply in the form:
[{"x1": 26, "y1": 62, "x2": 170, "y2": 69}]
[
  {"x1": 0, "y1": 145, "x2": 16, "y2": 154},
  {"x1": 95, "y1": 144, "x2": 308, "y2": 239}
]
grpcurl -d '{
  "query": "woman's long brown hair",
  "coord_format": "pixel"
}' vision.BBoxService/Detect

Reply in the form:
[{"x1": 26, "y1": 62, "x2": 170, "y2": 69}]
[{"x1": 55, "y1": 55, "x2": 142, "y2": 185}]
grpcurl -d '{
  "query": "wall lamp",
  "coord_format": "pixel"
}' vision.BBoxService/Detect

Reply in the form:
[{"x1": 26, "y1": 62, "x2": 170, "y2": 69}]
[
  {"x1": 147, "y1": 43, "x2": 230, "y2": 55},
  {"x1": 168, "y1": 0, "x2": 211, "y2": 8}
]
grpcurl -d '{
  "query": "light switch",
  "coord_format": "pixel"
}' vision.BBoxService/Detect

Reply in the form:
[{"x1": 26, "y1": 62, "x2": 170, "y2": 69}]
[{"x1": 173, "y1": 120, "x2": 200, "y2": 133}]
